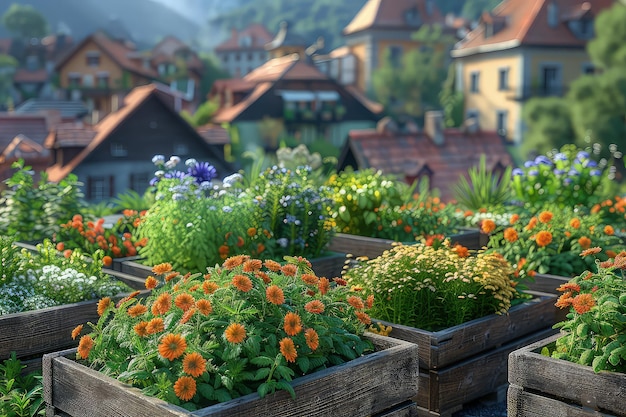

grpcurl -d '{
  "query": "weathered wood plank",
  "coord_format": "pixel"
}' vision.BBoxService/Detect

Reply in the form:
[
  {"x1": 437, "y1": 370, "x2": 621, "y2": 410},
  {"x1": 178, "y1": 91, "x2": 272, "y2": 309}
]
[
  {"x1": 374, "y1": 401, "x2": 418, "y2": 417},
  {"x1": 382, "y1": 291, "x2": 560, "y2": 369},
  {"x1": 507, "y1": 384, "x2": 620, "y2": 417},
  {"x1": 43, "y1": 333, "x2": 420, "y2": 417},
  {"x1": 508, "y1": 334, "x2": 626, "y2": 416},
  {"x1": 526, "y1": 273, "x2": 570, "y2": 294}
]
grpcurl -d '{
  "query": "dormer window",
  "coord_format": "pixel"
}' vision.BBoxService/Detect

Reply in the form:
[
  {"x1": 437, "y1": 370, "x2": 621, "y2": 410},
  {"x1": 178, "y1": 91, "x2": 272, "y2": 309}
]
[
  {"x1": 86, "y1": 51, "x2": 100, "y2": 67},
  {"x1": 404, "y1": 7, "x2": 421, "y2": 26}
]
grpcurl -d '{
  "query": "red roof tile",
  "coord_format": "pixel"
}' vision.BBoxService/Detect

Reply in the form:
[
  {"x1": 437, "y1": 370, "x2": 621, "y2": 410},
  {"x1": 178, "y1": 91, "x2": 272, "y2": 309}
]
[
  {"x1": 453, "y1": 0, "x2": 615, "y2": 57},
  {"x1": 196, "y1": 124, "x2": 230, "y2": 145},
  {"x1": 13, "y1": 68, "x2": 49, "y2": 83},
  {"x1": 215, "y1": 24, "x2": 274, "y2": 52},
  {"x1": 0, "y1": 113, "x2": 55, "y2": 152},
  {"x1": 343, "y1": 0, "x2": 444, "y2": 36}
]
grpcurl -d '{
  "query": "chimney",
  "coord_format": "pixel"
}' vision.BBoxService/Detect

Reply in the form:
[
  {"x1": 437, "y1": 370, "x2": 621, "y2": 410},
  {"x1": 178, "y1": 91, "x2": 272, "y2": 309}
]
[{"x1": 424, "y1": 111, "x2": 444, "y2": 145}]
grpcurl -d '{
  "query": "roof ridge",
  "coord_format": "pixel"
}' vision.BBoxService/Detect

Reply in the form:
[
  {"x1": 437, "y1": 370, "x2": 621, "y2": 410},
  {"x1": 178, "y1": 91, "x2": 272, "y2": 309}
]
[{"x1": 517, "y1": 0, "x2": 549, "y2": 43}]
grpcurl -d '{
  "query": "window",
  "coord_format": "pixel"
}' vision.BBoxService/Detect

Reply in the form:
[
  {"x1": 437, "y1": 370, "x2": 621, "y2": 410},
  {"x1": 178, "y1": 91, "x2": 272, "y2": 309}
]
[
  {"x1": 110, "y1": 143, "x2": 128, "y2": 157},
  {"x1": 82, "y1": 74, "x2": 94, "y2": 87},
  {"x1": 97, "y1": 72, "x2": 109, "y2": 88},
  {"x1": 68, "y1": 73, "x2": 81, "y2": 88},
  {"x1": 582, "y1": 63, "x2": 595, "y2": 75},
  {"x1": 470, "y1": 71, "x2": 480, "y2": 93},
  {"x1": 541, "y1": 65, "x2": 561, "y2": 95},
  {"x1": 388, "y1": 46, "x2": 403, "y2": 68},
  {"x1": 496, "y1": 110, "x2": 508, "y2": 137},
  {"x1": 86, "y1": 51, "x2": 100, "y2": 67},
  {"x1": 498, "y1": 68, "x2": 509, "y2": 91},
  {"x1": 87, "y1": 176, "x2": 114, "y2": 201}
]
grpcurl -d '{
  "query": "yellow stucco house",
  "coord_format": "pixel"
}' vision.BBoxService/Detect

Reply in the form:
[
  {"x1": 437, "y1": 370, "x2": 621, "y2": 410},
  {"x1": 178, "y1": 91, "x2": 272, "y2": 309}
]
[{"x1": 451, "y1": 0, "x2": 615, "y2": 144}]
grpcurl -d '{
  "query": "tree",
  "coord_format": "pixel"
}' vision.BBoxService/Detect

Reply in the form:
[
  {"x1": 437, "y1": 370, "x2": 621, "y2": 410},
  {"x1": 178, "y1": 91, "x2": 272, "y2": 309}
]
[
  {"x1": 180, "y1": 98, "x2": 220, "y2": 127},
  {"x1": 371, "y1": 24, "x2": 454, "y2": 120},
  {"x1": 1, "y1": 4, "x2": 48, "y2": 39},
  {"x1": 198, "y1": 53, "x2": 230, "y2": 100},
  {"x1": 439, "y1": 64, "x2": 464, "y2": 127},
  {"x1": 587, "y1": 3, "x2": 626, "y2": 70},
  {"x1": 0, "y1": 54, "x2": 18, "y2": 109},
  {"x1": 521, "y1": 97, "x2": 575, "y2": 157}
]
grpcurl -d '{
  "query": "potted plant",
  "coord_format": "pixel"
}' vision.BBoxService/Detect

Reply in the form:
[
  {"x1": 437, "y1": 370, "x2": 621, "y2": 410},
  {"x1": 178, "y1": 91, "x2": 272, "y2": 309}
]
[
  {"x1": 508, "y1": 248, "x2": 626, "y2": 417},
  {"x1": 43, "y1": 256, "x2": 420, "y2": 416},
  {"x1": 343, "y1": 241, "x2": 561, "y2": 415}
]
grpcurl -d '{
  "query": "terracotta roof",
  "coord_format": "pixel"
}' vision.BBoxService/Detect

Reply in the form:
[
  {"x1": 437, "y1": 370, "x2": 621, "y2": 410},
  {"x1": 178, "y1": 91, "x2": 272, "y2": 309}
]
[
  {"x1": 212, "y1": 82, "x2": 273, "y2": 124},
  {"x1": 343, "y1": 0, "x2": 444, "y2": 36},
  {"x1": 196, "y1": 124, "x2": 231, "y2": 145},
  {"x1": 345, "y1": 85, "x2": 384, "y2": 115},
  {"x1": 0, "y1": 134, "x2": 49, "y2": 163},
  {"x1": 215, "y1": 24, "x2": 274, "y2": 52},
  {"x1": 55, "y1": 32, "x2": 158, "y2": 79},
  {"x1": 339, "y1": 126, "x2": 513, "y2": 202},
  {"x1": 244, "y1": 54, "x2": 327, "y2": 83},
  {"x1": 12, "y1": 69, "x2": 49, "y2": 83},
  {"x1": 45, "y1": 122, "x2": 97, "y2": 148},
  {"x1": 0, "y1": 113, "x2": 55, "y2": 152},
  {"x1": 211, "y1": 78, "x2": 256, "y2": 95},
  {"x1": 452, "y1": 0, "x2": 615, "y2": 57}
]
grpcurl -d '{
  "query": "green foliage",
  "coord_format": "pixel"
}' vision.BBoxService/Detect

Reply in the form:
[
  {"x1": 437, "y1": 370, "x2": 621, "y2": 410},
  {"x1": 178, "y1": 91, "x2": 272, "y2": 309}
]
[
  {"x1": 111, "y1": 190, "x2": 150, "y2": 212},
  {"x1": 1, "y1": 3, "x2": 48, "y2": 39},
  {"x1": 460, "y1": 0, "x2": 502, "y2": 19},
  {"x1": 180, "y1": 98, "x2": 220, "y2": 127},
  {"x1": 453, "y1": 155, "x2": 513, "y2": 210},
  {"x1": 82, "y1": 200, "x2": 117, "y2": 217},
  {"x1": 0, "y1": 236, "x2": 21, "y2": 286},
  {"x1": 0, "y1": 160, "x2": 85, "y2": 242},
  {"x1": 0, "y1": 353, "x2": 44, "y2": 417},
  {"x1": 587, "y1": 3, "x2": 626, "y2": 70},
  {"x1": 550, "y1": 253, "x2": 626, "y2": 373},
  {"x1": 75, "y1": 258, "x2": 373, "y2": 408},
  {"x1": 344, "y1": 242, "x2": 520, "y2": 331},
  {"x1": 198, "y1": 53, "x2": 230, "y2": 100},
  {"x1": 439, "y1": 64, "x2": 464, "y2": 128},
  {"x1": 521, "y1": 97, "x2": 575, "y2": 158}
]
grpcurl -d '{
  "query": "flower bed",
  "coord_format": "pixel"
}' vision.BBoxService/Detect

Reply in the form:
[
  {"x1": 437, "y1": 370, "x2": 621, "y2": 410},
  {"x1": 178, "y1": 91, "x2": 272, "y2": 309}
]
[{"x1": 508, "y1": 334, "x2": 625, "y2": 417}]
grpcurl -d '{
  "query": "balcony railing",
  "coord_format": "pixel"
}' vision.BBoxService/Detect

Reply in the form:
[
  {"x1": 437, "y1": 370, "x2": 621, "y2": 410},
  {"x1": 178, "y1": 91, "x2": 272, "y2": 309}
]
[{"x1": 506, "y1": 85, "x2": 569, "y2": 101}]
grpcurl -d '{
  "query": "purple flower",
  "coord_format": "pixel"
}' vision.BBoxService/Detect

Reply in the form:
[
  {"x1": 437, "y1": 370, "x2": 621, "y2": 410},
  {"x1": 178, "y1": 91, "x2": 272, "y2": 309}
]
[
  {"x1": 553, "y1": 153, "x2": 567, "y2": 161},
  {"x1": 528, "y1": 170, "x2": 539, "y2": 176},
  {"x1": 576, "y1": 151, "x2": 589, "y2": 161},
  {"x1": 584, "y1": 160, "x2": 598, "y2": 168},
  {"x1": 512, "y1": 168, "x2": 524, "y2": 176},
  {"x1": 568, "y1": 169, "x2": 580, "y2": 176},
  {"x1": 164, "y1": 170, "x2": 188, "y2": 180},
  {"x1": 188, "y1": 161, "x2": 217, "y2": 184},
  {"x1": 590, "y1": 169, "x2": 602, "y2": 176},
  {"x1": 534, "y1": 155, "x2": 553, "y2": 166},
  {"x1": 524, "y1": 161, "x2": 536, "y2": 168},
  {"x1": 553, "y1": 169, "x2": 565, "y2": 175}
]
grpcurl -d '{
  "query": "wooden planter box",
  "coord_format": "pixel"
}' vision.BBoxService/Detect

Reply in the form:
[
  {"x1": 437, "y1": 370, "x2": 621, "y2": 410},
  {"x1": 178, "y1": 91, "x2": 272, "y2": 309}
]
[
  {"x1": 327, "y1": 228, "x2": 487, "y2": 260},
  {"x1": 526, "y1": 273, "x2": 570, "y2": 295},
  {"x1": 116, "y1": 252, "x2": 348, "y2": 280},
  {"x1": 0, "y1": 270, "x2": 147, "y2": 374},
  {"x1": 43, "y1": 333, "x2": 419, "y2": 417},
  {"x1": 379, "y1": 291, "x2": 562, "y2": 416},
  {"x1": 508, "y1": 334, "x2": 626, "y2": 417}
]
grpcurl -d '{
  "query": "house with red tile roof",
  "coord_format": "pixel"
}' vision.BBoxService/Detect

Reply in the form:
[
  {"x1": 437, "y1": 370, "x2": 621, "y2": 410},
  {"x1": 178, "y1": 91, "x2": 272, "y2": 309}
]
[
  {"x1": 214, "y1": 24, "x2": 273, "y2": 78},
  {"x1": 45, "y1": 83, "x2": 231, "y2": 201},
  {"x1": 209, "y1": 53, "x2": 382, "y2": 154},
  {"x1": 451, "y1": 0, "x2": 615, "y2": 144},
  {"x1": 317, "y1": 0, "x2": 458, "y2": 92},
  {"x1": 337, "y1": 111, "x2": 514, "y2": 202}
]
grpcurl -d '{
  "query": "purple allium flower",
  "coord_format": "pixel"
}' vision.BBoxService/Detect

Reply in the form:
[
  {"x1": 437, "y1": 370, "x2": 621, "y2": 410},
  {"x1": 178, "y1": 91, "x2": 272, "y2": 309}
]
[{"x1": 188, "y1": 161, "x2": 217, "y2": 184}]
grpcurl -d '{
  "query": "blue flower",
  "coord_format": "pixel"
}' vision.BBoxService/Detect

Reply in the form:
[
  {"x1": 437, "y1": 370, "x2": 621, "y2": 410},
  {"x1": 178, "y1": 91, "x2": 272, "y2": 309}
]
[
  {"x1": 577, "y1": 151, "x2": 589, "y2": 160},
  {"x1": 512, "y1": 168, "x2": 524, "y2": 176},
  {"x1": 528, "y1": 170, "x2": 539, "y2": 176},
  {"x1": 524, "y1": 161, "x2": 536, "y2": 168},
  {"x1": 568, "y1": 169, "x2": 580, "y2": 176},
  {"x1": 564, "y1": 178, "x2": 572, "y2": 186},
  {"x1": 188, "y1": 161, "x2": 217, "y2": 184},
  {"x1": 553, "y1": 153, "x2": 568, "y2": 161},
  {"x1": 164, "y1": 170, "x2": 188, "y2": 180},
  {"x1": 534, "y1": 155, "x2": 553, "y2": 166},
  {"x1": 590, "y1": 169, "x2": 602, "y2": 176},
  {"x1": 584, "y1": 160, "x2": 598, "y2": 168},
  {"x1": 553, "y1": 169, "x2": 565, "y2": 175}
]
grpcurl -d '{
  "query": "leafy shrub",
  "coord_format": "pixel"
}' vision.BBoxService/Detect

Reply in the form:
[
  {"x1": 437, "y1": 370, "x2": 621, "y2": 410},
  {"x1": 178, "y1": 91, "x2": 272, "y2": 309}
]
[{"x1": 0, "y1": 353, "x2": 44, "y2": 417}]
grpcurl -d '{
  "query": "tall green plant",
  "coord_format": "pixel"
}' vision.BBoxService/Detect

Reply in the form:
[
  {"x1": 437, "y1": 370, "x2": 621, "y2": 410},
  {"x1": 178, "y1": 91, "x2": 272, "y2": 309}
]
[
  {"x1": 0, "y1": 353, "x2": 44, "y2": 417},
  {"x1": 452, "y1": 155, "x2": 512, "y2": 210}
]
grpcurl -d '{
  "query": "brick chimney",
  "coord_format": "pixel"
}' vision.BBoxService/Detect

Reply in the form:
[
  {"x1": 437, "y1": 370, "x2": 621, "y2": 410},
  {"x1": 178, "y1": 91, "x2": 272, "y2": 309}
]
[{"x1": 424, "y1": 111, "x2": 444, "y2": 146}]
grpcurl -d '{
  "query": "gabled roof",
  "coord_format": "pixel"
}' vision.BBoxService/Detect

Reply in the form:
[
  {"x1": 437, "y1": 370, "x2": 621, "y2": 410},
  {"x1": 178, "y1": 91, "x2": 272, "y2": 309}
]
[
  {"x1": 0, "y1": 113, "x2": 57, "y2": 152},
  {"x1": 215, "y1": 24, "x2": 273, "y2": 52},
  {"x1": 55, "y1": 31, "x2": 158, "y2": 79},
  {"x1": 338, "y1": 125, "x2": 513, "y2": 201},
  {"x1": 44, "y1": 122, "x2": 97, "y2": 148},
  {"x1": 46, "y1": 83, "x2": 225, "y2": 182},
  {"x1": 245, "y1": 54, "x2": 327, "y2": 83},
  {"x1": 452, "y1": 0, "x2": 615, "y2": 57},
  {"x1": 343, "y1": 0, "x2": 444, "y2": 36},
  {"x1": 0, "y1": 134, "x2": 48, "y2": 163}
]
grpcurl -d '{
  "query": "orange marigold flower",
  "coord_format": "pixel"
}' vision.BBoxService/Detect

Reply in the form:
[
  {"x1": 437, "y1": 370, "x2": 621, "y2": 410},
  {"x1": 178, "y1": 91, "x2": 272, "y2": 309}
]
[
  {"x1": 63, "y1": 249, "x2": 73, "y2": 258},
  {"x1": 453, "y1": 244, "x2": 470, "y2": 258},
  {"x1": 256, "y1": 271, "x2": 271, "y2": 284},
  {"x1": 146, "y1": 317, "x2": 165, "y2": 334},
  {"x1": 266, "y1": 285, "x2": 285, "y2": 305},
  {"x1": 334, "y1": 277, "x2": 347, "y2": 286},
  {"x1": 56, "y1": 242, "x2": 65, "y2": 251},
  {"x1": 606, "y1": 250, "x2": 617, "y2": 258},
  {"x1": 180, "y1": 308, "x2": 196, "y2": 324},
  {"x1": 71, "y1": 324, "x2": 83, "y2": 340},
  {"x1": 145, "y1": 276, "x2": 158, "y2": 290},
  {"x1": 164, "y1": 272, "x2": 178, "y2": 282},
  {"x1": 77, "y1": 335, "x2": 94, "y2": 359},
  {"x1": 604, "y1": 225, "x2": 615, "y2": 235},
  {"x1": 318, "y1": 277, "x2": 330, "y2": 295},
  {"x1": 152, "y1": 263, "x2": 173, "y2": 275},
  {"x1": 347, "y1": 295, "x2": 365, "y2": 310},
  {"x1": 481, "y1": 219, "x2": 496, "y2": 234},
  {"x1": 158, "y1": 333, "x2": 187, "y2": 360},
  {"x1": 304, "y1": 328, "x2": 319, "y2": 351},
  {"x1": 264, "y1": 259, "x2": 281, "y2": 272},
  {"x1": 202, "y1": 280, "x2": 219, "y2": 294},
  {"x1": 175, "y1": 293, "x2": 195, "y2": 311},
  {"x1": 224, "y1": 323, "x2": 246, "y2": 344},
  {"x1": 97, "y1": 297, "x2": 111, "y2": 316},
  {"x1": 173, "y1": 376, "x2": 196, "y2": 402},
  {"x1": 572, "y1": 293, "x2": 595, "y2": 315},
  {"x1": 599, "y1": 260, "x2": 614, "y2": 268},
  {"x1": 223, "y1": 255, "x2": 248, "y2": 270},
  {"x1": 355, "y1": 311, "x2": 372, "y2": 325},
  {"x1": 504, "y1": 228, "x2": 518, "y2": 243},
  {"x1": 218, "y1": 245, "x2": 229, "y2": 258},
  {"x1": 283, "y1": 312, "x2": 303, "y2": 336},
  {"x1": 557, "y1": 283, "x2": 581, "y2": 293},
  {"x1": 151, "y1": 293, "x2": 172, "y2": 315},
  {"x1": 232, "y1": 274, "x2": 253, "y2": 292},
  {"x1": 128, "y1": 304, "x2": 148, "y2": 317},
  {"x1": 555, "y1": 292, "x2": 574, "y2": 309},
  {"x1": 281, "y1": 264, "x2": 297, "y2": 276},
  {"x1": 246, "y1": 227, "x2": 258, "y2": 238},
  {"x1": 102, "y1": 256, "x2": 113, "y2": 267},
  {"x1": 279, "y1": 337, "x2": 298, "y2": 363},
  {"x1": 510, "y1": 214, "x2": 520, "y2": 224},
  {"x1": 134, "y1": 321, "x2": 149, "y2": 337},
  {"x1": 242, "y1": 259, "x2": 262, "y2": 272},
  {"x1": 578, "y1": 236, "x2": 592, "y2": 249},
  {"x1": 304, "y1": 300, "x2": 325, "y2": 314},
  {"x1": 301, "y1": 274, "x2": 319, "y2": 285},
  {"x1": 528, "y1": 270, "x2": 536, "y2": 277},
  {"x1": 116, "y1": 291, "x2": 141, "y2": 308},
  {"x1": 183, "y1": 352, "x2": 207, "y2": 378},
  {"x1": 580, "y1": 247, "x2": 602, "y2": 257},
  {"x1": 538, "y1": 211, "x2": 553, "y2": 223},
  {"x1": 366, "y1": 294, "x2": 374, "y2": 309},
  {"x1": 196, "y1": 299, "x2": 213, "y2": 315},
  {"x1": 570, "y1": 218, "x2": 581, "y2": 229},
  {"x1": 525, "y1": 217, "x2": 538, "y2": 231},
  {"x1": 535, "y1": 231, "x2": 553, "y2": 247}
]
